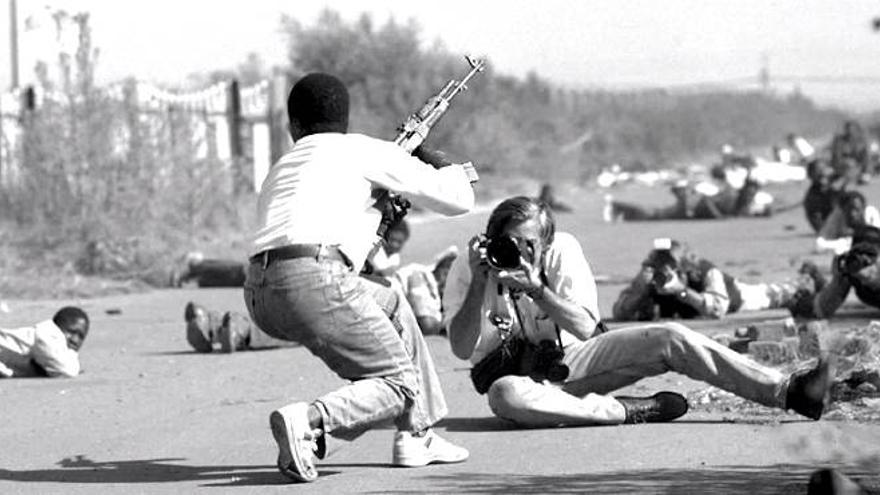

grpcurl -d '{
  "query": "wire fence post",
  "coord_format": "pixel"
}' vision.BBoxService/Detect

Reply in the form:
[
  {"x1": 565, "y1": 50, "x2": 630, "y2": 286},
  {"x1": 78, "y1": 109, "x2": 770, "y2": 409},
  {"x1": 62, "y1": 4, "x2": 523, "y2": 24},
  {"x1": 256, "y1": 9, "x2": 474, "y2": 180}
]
[{"x1": 226, "y1": 78, "x2": 246, "y2": 194}]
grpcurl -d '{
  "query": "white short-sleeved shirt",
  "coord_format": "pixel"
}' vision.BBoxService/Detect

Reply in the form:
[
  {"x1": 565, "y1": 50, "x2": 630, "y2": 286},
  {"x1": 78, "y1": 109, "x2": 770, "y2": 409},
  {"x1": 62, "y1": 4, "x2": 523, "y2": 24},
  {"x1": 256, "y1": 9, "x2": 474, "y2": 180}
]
[
  {"x1": 251, "y1": 133, "x2": 475, "y2": 271},
  {"x1": 0, "y1": 320, "x2": 80, "y2": 378},
  {"x1": 443, "y1": 232, "x2": 600, "y2": 364},
  {"x1": 395, "y1": 263, "x2": 442, "y2": 321}
]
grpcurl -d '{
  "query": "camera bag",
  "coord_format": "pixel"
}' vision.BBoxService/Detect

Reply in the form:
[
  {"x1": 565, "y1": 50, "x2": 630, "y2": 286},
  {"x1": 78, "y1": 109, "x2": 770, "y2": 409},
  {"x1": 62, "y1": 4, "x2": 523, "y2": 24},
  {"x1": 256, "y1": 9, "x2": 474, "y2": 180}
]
[{"x1": 470, "y1": 337, "x2": 528, "y2": 394}]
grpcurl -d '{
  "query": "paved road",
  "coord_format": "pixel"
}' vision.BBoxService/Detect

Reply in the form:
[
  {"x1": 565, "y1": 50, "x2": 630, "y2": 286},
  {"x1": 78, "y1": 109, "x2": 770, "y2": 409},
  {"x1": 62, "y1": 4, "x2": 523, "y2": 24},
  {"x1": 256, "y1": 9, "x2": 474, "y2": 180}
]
[{"x1": 2, "y1": 288, "x2": 880, "y2": 494}]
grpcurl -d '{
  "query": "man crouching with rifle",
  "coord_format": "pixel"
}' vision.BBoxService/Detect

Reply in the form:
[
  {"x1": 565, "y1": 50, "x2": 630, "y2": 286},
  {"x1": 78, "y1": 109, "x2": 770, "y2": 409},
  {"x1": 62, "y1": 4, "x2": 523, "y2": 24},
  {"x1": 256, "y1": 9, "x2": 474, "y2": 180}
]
[{"x1": 244, "y1": 57, "x2": 484, "y2": 483}]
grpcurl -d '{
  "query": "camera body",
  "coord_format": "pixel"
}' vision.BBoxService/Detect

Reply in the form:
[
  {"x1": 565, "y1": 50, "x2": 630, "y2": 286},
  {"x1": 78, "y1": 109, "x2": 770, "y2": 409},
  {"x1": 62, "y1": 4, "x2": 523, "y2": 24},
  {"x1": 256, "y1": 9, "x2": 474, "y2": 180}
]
[
  {"x1": 480, "y1": 235, "x2": 523, "y2": 270},
  {"x1": 647, "y1": 239, "x2": 679, "y2": 291},
  {"x1": 651, "y1": 268, "x2": 672, "y2": 289},
  {"x1": 838, "y1": 249, "x2": 876, "y2": 276},
  {"x1": 529, "y1": 339, "x2": 569, "y2": 382}
]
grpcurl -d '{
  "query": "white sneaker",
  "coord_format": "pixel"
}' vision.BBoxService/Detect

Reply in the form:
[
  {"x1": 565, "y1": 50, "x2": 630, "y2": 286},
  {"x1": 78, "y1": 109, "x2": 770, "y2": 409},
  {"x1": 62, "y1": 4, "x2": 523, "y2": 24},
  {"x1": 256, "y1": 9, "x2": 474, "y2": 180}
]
[
  {"x1": 269, "y1": 403, "x2": 321, "y2": 482},
  {"x1": 392, "y1": 429, "x2": 469, "y2": 467}
]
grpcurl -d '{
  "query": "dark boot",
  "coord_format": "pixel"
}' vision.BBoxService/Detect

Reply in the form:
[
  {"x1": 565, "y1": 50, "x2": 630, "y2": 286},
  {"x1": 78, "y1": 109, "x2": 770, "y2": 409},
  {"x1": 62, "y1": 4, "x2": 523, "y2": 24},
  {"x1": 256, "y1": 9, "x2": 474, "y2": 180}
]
[
  {"x1": 218, "y1": 312, "x2": 251, "y2": 353},
  {"x1": 786, "y1": 357, "x2": 834, "y2": 420},
  {"x1": 615, "y1": 391, "x2": 689, "y2": 424},
  {"x1": 184, "y1": 302, "x2": 222, "y2": 353},
  {"x1": 807, "y1": 468, "x2": 866, "y2": 495}
]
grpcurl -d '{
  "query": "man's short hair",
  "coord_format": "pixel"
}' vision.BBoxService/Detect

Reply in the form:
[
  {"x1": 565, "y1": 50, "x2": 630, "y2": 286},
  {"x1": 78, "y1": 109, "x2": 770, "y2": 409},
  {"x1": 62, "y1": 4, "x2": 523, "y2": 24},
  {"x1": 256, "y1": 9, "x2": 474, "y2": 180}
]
[
  {"x1": 53, "y1": 306, "x2": 89, "y2": 334},
  {"x1": 287, "y1": 73, "x2": 349, "y2": 135},
  {"x1": 486, "y1": 196, "x2": 555, "y2": 246}
]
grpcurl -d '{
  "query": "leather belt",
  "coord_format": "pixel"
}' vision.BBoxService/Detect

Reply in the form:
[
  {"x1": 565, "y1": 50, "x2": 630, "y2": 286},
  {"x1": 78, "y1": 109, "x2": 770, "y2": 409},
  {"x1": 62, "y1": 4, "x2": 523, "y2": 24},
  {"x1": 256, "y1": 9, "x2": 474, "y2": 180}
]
[{"x1": 249, "y1": 244, "x2": 350, "y2": 268}]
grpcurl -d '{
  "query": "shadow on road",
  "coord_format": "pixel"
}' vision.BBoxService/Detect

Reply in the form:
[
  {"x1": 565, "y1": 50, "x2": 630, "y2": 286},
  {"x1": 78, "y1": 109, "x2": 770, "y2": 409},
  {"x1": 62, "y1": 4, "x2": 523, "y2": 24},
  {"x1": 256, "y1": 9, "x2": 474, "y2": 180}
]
[
  {"x1": 439, "y1": 416, "x2": 518, "y2": 432},
  {"x1": 0, "y1": 455, "x2": 344, "y2": 487},
  {"x1": 367, "y1": 464, "x2": 880, "y2": 494}
]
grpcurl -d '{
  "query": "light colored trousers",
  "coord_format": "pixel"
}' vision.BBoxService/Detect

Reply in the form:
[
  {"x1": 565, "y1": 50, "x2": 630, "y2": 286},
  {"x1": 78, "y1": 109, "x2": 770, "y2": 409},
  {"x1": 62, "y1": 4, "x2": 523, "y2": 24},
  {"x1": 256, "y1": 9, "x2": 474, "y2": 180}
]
[
  {"x1": 487, "y1": 322, "x2": 789, "y2": 427},
  {"x1": 735, "y1": 280, "x2": 800, "y2": 312},
  {"x1": 244, "y1": 256, "x2": 447, "y2": 441}
]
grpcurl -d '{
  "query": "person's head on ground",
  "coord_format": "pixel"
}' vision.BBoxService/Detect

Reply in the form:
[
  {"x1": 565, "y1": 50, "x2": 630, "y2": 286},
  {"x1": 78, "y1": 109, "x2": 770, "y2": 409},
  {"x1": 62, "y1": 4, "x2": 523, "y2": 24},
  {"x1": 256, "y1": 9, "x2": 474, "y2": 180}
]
[
  {"x1": 709, "y1": 164, "x2": 727, "y2": 182},
  {"x1": 384, "y1": 219, "x2": 410, "y2": 256},
  {"x1": 287, "y1": 73, "x2": 349, "y2": 141},
  {"x1": 485, "y1": 196, "x2": 556, "y2": 269},
  {"x1": 839, "y1": 190, "x2": 867, "y2": 228},
  {"x1": 53, "y1": 307, "x2": 89, "y2": 351}
]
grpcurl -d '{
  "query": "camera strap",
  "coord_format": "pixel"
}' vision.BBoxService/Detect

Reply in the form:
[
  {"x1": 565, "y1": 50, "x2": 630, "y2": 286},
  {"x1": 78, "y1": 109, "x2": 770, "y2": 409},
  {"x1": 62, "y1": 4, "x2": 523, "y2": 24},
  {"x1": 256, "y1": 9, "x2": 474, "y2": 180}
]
[{"x1": 509, "y1": 284, "x2": 563, "y2": 350}]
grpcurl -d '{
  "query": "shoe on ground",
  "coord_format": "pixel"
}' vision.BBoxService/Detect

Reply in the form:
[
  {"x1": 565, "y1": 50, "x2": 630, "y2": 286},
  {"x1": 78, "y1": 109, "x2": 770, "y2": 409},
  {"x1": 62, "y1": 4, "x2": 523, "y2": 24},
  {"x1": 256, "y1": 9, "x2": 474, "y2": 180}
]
[
  {"x1": 616, "y1": 391, "x2": 689, "y2": 424},
  {"x1": 786, "y1": 357, "x2": 834, "y2": 420},
  {"x1": 269, "y1": 403, "x2": 321, "y2": 482},
  {"x1": 184, "y1": 302, "x2": 213, "y2": 353},
  {"x1": 392, "y1": 429, "x2": 469, "y2": 467},
  {"x1": 218, "y1": 312, "x2": 245, "y2": 353},
  {"x1": 807, "y1": 468, "x2": 866, "y2": 495}
]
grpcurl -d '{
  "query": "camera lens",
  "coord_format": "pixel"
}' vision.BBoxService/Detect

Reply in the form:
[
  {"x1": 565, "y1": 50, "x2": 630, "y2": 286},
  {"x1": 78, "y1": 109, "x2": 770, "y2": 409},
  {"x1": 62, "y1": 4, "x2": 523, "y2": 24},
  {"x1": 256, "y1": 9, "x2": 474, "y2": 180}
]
[
  {"x1": 651, "y1": 268, "x2": 670, "y2": 288},
  {"x1": 485, "y1": 236, "x2": 521, "y2": 269},
  {"x1": 546, "y1": 363, "x2": 570, "y2": 382}
]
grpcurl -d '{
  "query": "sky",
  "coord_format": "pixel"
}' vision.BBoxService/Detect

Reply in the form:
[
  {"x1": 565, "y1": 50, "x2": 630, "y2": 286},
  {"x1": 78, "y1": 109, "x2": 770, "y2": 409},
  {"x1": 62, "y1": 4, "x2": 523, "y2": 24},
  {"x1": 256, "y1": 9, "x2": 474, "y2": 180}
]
[{"x1": 2, "y1": 0, "x2": 880, "y2": 111}]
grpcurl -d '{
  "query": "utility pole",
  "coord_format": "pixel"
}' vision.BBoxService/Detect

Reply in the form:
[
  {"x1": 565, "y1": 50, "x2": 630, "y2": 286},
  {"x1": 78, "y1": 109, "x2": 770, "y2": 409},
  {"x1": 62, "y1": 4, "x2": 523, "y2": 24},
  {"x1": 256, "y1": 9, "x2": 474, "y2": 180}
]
[
  {"x1": 9, "y1": 0, "x2": 20, "y2": 89},
  {"x1": 759, "y1": 53, "x2": 770, "y2": 92}
]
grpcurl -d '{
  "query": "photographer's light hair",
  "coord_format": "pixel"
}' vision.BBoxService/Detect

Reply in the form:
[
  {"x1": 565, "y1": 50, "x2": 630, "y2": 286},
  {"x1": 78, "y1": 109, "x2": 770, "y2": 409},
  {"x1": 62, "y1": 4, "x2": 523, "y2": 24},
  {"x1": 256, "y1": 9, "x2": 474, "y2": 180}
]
[{"x1": 486, "y1": 196, "x2": 555, "y2": 246}]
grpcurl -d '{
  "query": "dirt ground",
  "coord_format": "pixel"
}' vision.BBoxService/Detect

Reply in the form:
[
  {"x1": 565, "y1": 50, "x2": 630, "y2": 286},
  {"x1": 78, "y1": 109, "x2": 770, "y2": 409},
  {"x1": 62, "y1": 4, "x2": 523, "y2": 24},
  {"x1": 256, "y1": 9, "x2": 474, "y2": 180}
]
[{"x1": 3, "y1": 180, "x2": 880, "y2": 494}]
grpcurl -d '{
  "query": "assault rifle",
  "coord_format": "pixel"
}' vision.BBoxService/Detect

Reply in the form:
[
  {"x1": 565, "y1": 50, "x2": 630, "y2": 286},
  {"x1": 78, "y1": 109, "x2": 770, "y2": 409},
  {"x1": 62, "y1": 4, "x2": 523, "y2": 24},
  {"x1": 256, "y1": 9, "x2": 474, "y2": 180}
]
[
  {"x1": 394, "y1": 55, "x2": 486, "y2": 154},
  {"x1": 372, "y1": 55, "x2": 485, "y2": 249}
]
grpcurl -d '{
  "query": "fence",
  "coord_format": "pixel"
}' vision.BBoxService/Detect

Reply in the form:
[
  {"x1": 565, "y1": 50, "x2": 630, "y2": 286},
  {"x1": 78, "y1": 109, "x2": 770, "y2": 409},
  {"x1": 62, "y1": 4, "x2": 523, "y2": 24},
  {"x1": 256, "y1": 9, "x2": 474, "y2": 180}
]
[{"x1": 0, "y1": 73, "x2": 293, "y2": 195}]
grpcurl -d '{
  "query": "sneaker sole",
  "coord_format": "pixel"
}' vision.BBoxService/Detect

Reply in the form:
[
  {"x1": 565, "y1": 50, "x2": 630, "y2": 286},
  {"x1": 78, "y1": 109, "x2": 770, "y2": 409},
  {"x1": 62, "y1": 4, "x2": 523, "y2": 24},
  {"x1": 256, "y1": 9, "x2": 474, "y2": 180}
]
[
  {"x1": 393, "y1": 445, "x2": 469, "y2": 467},
  {"x1": 269, "y1": 410, "x2": 317, "y2": 482},
  {"x1": 393, "y1": 453, "x2": 469, "y2": 468}
]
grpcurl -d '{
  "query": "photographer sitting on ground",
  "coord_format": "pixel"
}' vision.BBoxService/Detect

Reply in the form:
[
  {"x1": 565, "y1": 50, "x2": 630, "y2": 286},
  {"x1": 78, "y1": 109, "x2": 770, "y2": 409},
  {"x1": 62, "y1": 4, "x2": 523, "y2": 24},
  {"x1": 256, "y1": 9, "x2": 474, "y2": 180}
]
[
  {"x1": 444, "y1": 196, "x2": 833, "y2": 428},
  {"x1": 612, "y1": 239, "x2": 816, "y2": 321},
  {"x1": 0, "y1": 307, "x2": 89, "y2": 378}
]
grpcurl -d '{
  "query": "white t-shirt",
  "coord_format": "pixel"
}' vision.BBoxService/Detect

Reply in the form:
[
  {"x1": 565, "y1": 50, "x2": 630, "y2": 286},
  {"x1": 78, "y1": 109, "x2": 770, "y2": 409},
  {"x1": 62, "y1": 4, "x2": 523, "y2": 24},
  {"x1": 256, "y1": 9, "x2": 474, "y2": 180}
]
[
  {"x1": 396, "y1": 263, "x2": 442, "y2": 321},
  {"x1": 816, "y1": 205, "x2": 880, "y2": 254},
  {"x1": 443, "y1": 232, "x2": 600, "y2": 364},
  {"x1": 0, "y1": 320, "x2": 80, "y2": 377},
  {"x1": 251, "y1": 133, "x2": 475, "y2": 271}
]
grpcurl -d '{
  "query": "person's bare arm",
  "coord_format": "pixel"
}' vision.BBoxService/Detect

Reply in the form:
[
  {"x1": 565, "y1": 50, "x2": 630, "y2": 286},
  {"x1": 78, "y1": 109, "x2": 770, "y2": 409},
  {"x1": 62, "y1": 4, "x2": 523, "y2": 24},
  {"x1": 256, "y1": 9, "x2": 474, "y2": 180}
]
[
  {"x1": 656, "y1": 267, "x2": 730, "y2": 318},
  {"x1": 446, "y1": 236, "x2": 490, "y2": 360},
  {"x1": 612, "y1": 269, "x2": 657, "y2": 321},
  {"x1": 813, "y1": 257, "x2": 852, "y2": 318}
]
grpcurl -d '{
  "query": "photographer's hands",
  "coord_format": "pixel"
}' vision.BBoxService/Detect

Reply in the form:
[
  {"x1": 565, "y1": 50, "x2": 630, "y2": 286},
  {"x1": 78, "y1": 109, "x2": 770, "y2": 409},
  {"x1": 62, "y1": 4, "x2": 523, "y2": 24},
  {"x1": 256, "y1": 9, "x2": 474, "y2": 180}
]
[
  {"x1": 494, "y1": 256, "x2": 543, "y2": 297},
  {"x1": 467, "y1": 235, "x2": 491, "y2": 280},
  {"x1": 653, "y1": 267, "x2": 686, "y2": 295}
]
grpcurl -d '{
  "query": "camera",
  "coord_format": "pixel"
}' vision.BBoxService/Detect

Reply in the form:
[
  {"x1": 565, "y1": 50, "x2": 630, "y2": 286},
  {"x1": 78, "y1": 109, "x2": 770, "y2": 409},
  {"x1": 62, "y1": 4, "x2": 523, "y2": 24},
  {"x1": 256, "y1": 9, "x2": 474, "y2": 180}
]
[
  {"x1": 482, "y1": 236, "x2": 522, "y2": 270},
  {"x1": 651, "y1": 268, "x2": 672, "y2": 289},
  {"x1": 838, "y1": 245, "x2": 878, "y2": 275},
  {"x1": 529, "y1": 340, "x2": 569, "y2": 382}
]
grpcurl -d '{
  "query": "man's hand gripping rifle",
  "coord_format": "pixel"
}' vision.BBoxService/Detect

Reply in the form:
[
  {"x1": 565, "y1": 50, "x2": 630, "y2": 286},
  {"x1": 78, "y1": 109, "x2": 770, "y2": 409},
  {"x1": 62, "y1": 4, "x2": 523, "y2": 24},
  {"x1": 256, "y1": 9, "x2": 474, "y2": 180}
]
[{"x1": 374, "y1": 55, "x2": 485, "y2": 240}]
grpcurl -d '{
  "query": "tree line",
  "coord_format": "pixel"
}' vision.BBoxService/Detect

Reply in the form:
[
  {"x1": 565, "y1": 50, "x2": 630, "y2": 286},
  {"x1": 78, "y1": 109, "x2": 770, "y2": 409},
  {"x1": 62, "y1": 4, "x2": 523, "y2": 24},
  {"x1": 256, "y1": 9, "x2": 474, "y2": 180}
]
[{"x1": 283, "y1": 9, "x2": 847, "y2": 184}]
